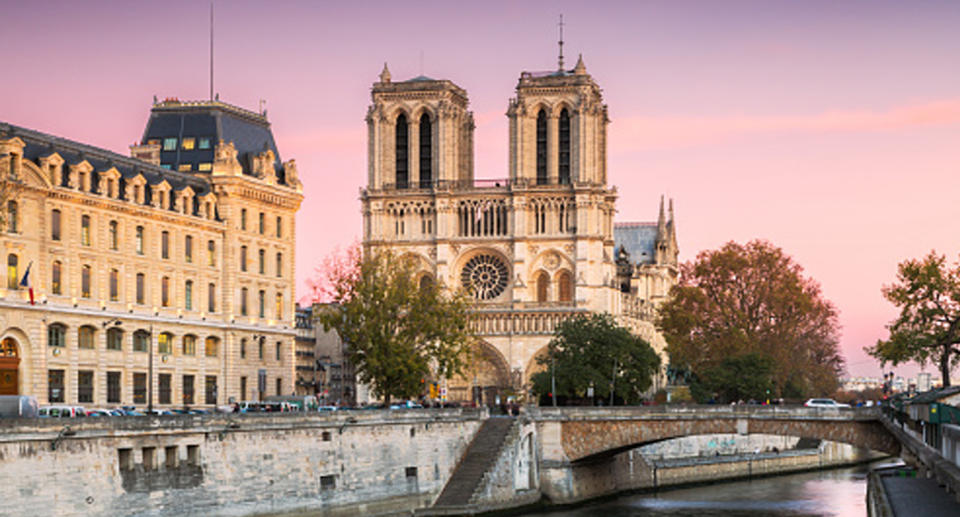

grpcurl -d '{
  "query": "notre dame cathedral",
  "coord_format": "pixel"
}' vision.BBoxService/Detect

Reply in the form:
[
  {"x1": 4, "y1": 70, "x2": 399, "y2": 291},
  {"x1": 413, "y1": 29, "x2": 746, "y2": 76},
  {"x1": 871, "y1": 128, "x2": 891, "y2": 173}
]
[{"x1": 361, "y1": 53, "x2": 678, "y2": 403}]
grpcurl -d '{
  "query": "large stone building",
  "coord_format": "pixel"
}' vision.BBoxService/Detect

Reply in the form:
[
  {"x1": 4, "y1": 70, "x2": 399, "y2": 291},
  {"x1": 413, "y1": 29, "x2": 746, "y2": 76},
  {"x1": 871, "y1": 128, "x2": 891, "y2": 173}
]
[
  {"x1": 361, "y1": 56, "x2": 678, "y2": 403},
  {"x1": 0, "y1": 98, "x2": 303, "y2": 407}
]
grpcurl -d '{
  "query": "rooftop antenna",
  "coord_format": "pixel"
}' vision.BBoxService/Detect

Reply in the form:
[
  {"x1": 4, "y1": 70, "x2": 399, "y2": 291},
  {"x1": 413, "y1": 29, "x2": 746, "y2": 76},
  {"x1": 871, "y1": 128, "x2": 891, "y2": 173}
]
[
  {"x1": 209, "y1": 0, "x2": 214, "y2": 101},
  {"x1": 557, "y1": 14, "x2": 565, "y2": 71}
]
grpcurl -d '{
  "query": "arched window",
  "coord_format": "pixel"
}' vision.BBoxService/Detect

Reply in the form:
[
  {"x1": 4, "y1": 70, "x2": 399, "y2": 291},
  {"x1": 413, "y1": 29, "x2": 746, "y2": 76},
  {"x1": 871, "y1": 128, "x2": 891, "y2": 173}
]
[
  {"x1": 240, "y1": 208, "x2": 247, "y2": 230},
  {"x1": 51, "y1": 209, "x2": 61, "y2": 241},
  {"x1": 106, "y1": 327, "x2": 123, "y2": 351},
  {"x1": 161, "y1": 276, "x2": 170, "y2": 307},
  {"x1": 136, "y1": 273, "x2": 145, "y2": 304},
  {"x1": 259, "y1": 212, "x2": 265, "y2": 234},
  {"x1": 276, "y1": 216, "x2": 282, "y2": 238},
  {"x1": 6, "y1": 201, "x2": 17, "y2": 233},
  {"x1": 109, "y1": 220, "x2": 118, "y2": 250},
  {"x1": 535, "y1": 271, "x2": 550, "y2": 302},
  {"x1": 109, "y1": 269, "x2": 119, "y2": 301},
  {"x1": 419, "y1": 113, "x2": 432, "y2": 186},
  {"x1": 51, "y1": 261, "x2": 62, "y2": 295},
  {"x1": 536, "y1": 109, "x2": 548, "y2": 185},
  {"x1": 78, "y1": 325, "x2": 96, "y2": 349},
  {"x1": 183, "y1": 335, "x2": 197, "y2": 356},
  {"x1": 158, "y1": 332, "x2": 173, "y2": 355},
  {"x1": 258, "y1": 289, "x2": 266, "y2": 318},
  {"x1": 559, "y1": 108, "x2": 571, "y2": 184},
  {"x1": 133, "y1": 330, "x2": 150, "y2": 352},
  {"x1": 419, "y1": 274, "x2": 434, "y2": 291},
  {"x1": 81, "y1": 215, "x2": 91, "y2": 246},
  {"x1": 48, "y1": 323, "x2": 66, "y2": 347},
  {"x1": 0, "y1": 337, "x2": 16, "y2": 357},
  {"x1": 276, "y1": 252, "x2": 282, "y2": 278},
  {"x1": 81, "y1": 264, "x2": 91, "y2": 298},
  {"x1": 6, "y1": 254, "x2": 17, "y2": 290},
  {"x1": 185, "y1": 280, "x2": 193, "y2": 311},
  {"x1": 395, "y1": 113, "x2": 409, "y2": 189},
  {"x1": 258, "y1": 248, "x2": 265, "y2": 274},
  {"x1": 205, "y1": 336, "x2": 219, "y2": 357},
  {"x1": 557, "y1": 270, "x2": 573, "y2": 303},
  {"x1": 240, "y1": 245, "x2": 247, "y2": 272}
]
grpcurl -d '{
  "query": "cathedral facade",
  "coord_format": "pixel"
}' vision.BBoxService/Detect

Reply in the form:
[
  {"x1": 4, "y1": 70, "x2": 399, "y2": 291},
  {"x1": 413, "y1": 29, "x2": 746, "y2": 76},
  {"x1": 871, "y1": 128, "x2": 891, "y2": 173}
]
[{"x1": 361, "y1": 57, "x2": 677, "y2": 403}]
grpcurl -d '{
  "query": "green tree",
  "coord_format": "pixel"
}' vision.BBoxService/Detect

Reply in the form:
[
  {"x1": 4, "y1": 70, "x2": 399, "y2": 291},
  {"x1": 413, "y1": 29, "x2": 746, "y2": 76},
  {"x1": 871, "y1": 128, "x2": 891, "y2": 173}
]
[
  {"x1": 867, "y1": 251, "x2": 960, "y2": 387},
  {"x1": 657, "y1": 240, "x2": 843, "y2": 401},
  {"x1": 690, "y1": 353, "x2": 775, "y2": 403},
  {"x1": 313, "y1": 246, "x2": 474, "y2": 405},
  {"x1": 531, "y1": 313, "x2": 661, "y2": 405}
]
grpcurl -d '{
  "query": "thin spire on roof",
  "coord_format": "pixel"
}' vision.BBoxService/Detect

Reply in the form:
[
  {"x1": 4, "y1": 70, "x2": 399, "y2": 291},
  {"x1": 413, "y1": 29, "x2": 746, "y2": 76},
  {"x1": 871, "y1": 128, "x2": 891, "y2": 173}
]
[
  {"x1": 379, "y1": 62, "x2": 391, "y2": 83},
  {"x1": 557, "y1": 14, "x2": 565, "y2": 71},
  {"x1": 573, "y1": 54, "x2": 586, "y2": 75}
]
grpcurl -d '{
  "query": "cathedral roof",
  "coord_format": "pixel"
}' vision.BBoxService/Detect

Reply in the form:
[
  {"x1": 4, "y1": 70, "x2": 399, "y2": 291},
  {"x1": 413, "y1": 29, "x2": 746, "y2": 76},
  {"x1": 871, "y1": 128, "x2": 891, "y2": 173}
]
[{"x1": 614, "y1": 222, "x2": 659, "y2": 265}]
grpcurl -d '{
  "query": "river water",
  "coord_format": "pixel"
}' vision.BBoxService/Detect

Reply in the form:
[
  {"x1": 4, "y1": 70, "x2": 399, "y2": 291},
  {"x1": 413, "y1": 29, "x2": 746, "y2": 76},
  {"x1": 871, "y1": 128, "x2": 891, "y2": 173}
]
[{"x1": 526, "y1": 461, "x2": 898, "y2": 517}]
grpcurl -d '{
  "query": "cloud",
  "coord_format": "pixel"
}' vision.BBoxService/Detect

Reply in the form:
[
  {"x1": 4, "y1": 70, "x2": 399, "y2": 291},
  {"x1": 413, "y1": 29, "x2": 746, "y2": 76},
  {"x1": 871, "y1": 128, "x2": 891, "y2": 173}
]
[{"x1": 612, "y1": 98, "x2": 960, "y2": 150}]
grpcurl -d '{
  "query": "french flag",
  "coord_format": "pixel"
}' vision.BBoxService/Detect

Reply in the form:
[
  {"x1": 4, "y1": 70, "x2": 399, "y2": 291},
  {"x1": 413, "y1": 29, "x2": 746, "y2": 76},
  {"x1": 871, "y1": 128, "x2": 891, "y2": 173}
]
[{"x1": 19, "y1": 262, "x2": 34, "y2": 305}]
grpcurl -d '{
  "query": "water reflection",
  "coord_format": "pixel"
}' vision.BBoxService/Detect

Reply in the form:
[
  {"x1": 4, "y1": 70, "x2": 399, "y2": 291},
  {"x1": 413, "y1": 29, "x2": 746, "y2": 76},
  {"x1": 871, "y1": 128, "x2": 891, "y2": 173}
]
[{"x1": 528, "y1": 461, "x2": 898, "y2": 517}]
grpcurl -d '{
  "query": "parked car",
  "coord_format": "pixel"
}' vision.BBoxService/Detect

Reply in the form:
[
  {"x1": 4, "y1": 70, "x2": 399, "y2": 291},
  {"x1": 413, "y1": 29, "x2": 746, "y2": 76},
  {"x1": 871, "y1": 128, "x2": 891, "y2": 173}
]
[
  {"x1": 0, "y1": 395, "x2": 39, "y2": 418},
  {"x1": 804, "y1": 398, "x2": 851, "y2": 409},
  {"x1": 38, "y1": 405, "x2": 87, "y2": 418},
  {"x1": 389, "y1": 400, "x2": 424, "y2": 409}
]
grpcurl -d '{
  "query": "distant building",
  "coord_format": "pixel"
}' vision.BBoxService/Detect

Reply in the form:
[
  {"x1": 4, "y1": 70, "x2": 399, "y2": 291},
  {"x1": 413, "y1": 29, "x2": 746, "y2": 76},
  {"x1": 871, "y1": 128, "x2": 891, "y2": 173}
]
[
  {"x1": 294, "y1": 307, "x2": 319, "y2": 396},
  {"x1": 917, "y1": 372, "x2": 932, "y2": 392}
]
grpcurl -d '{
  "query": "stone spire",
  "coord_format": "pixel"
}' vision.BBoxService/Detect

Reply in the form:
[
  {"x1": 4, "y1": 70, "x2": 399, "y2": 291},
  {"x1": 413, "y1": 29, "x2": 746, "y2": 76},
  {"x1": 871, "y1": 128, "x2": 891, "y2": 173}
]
[
  {"x1": 573, "y1": 54, "x2": 586, "y2": 75},
  {"x1": 657, "y1": 195, "x2": 666, "y2": 234},
  {"x1": 379, "y1": 62, "x2": 391, "y2": 84}
]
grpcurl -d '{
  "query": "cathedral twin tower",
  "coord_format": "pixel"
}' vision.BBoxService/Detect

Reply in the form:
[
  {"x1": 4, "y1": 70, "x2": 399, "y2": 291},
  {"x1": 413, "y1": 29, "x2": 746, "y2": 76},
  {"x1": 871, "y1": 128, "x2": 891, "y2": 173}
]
[{"x1": 361, "y1": 56, "x2": 676, "y2": 401}]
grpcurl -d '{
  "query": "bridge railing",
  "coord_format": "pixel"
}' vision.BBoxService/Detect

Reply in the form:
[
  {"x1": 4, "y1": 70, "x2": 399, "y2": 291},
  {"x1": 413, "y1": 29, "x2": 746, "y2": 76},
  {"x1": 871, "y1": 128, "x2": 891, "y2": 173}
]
[{"x1": 526, "y1": 404, "x2": 881, "y2": 421}]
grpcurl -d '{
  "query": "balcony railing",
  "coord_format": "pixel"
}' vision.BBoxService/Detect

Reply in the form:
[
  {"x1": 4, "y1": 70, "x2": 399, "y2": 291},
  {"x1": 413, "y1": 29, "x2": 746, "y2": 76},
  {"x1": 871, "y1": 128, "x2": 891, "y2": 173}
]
[{"x1": 365, "y1": 177, "x2": 603, "y2": 194}]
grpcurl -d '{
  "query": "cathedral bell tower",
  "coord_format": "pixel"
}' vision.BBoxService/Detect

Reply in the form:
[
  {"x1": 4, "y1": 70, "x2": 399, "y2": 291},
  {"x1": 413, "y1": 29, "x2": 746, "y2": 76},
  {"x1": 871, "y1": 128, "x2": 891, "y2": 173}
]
[
  {"x1": 366, "y1": 63, "x2": 475, "y2": 191},
  {"x1": 507, "y1": 55, "x2": 609, "y2": 187}
]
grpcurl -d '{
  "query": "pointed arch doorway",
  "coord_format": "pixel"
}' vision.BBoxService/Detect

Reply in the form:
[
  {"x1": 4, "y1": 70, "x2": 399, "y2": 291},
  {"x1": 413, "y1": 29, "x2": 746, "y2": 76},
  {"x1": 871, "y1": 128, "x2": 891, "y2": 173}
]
[{"x1": 0, "y1": 337, "x2": 20, "y2": 395}]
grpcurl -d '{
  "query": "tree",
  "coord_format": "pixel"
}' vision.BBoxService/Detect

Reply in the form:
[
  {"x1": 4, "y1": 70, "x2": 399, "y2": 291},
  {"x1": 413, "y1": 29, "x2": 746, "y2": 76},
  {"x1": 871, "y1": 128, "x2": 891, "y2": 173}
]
[
  {"x1": 691, "y1": 353, "x2": 775, "y2": 403},
  {"x1": 313, "y1": 245, "x2": 474, "y2": 405},
  {"x1": 657, "y1": 240, "x2": 843, "y2": 401},
  {"x1": 867, "y1": 251, "x2": 960, "y2": 387},
  {"x1": 531, "y1": 313, "x2": 661, "y2": 405}
]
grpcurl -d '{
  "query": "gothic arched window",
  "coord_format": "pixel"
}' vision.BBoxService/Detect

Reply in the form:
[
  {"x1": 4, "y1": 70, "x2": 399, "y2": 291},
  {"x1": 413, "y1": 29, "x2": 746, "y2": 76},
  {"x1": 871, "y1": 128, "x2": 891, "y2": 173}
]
[
  {"x1": 536, "y1": 271, "x2": 549, "y2": 303},
  {"x1": 559, "y1": 108, "x2": 571, "y2": 184},
  {"x1": 419, "y1": 113, "x2": 432, "y2": 186},
  {"x1": 558, "y1": 270, "x2": 574, "y2": 303},
  {"x1": 536, "y1": 110, "x2": 547, "y2": 185},
  {"x1": 396, "y1": 114, "x2": 409, "y2": 189}
]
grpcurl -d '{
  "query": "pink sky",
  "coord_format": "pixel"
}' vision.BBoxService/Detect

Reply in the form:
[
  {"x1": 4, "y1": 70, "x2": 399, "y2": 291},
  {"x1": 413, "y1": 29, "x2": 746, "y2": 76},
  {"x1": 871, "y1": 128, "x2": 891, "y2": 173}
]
[{"x1": 3, "y1": 1, "x2": 960, "y2": 379}]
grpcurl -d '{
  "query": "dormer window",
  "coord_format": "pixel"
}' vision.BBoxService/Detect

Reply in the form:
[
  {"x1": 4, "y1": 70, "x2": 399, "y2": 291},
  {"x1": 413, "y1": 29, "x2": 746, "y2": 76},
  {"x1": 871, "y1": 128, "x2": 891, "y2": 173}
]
[{"x1": 162, "y1": 138, "x2": 177, "y2": 151}]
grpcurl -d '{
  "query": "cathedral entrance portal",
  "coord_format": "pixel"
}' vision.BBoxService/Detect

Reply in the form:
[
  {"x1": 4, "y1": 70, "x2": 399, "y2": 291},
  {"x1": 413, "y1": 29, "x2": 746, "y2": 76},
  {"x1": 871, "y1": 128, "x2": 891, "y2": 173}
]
[
  {"x1": 447, "y1": 340, "x2": 511, "y2": 407},
  {"x1": 0, "y1": 337, "x2": 20, "y2": 395}
]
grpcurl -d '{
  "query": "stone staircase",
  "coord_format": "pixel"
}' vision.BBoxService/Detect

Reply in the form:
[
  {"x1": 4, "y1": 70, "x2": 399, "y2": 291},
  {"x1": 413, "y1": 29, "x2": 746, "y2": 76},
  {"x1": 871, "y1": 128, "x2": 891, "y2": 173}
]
[{"x1": 431, "y1": 417, "x2": 516, "y2": 509}]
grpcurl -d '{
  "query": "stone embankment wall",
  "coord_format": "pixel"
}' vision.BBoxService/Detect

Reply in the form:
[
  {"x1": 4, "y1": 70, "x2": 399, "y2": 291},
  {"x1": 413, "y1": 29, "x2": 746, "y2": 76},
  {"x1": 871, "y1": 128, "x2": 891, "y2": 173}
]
[{"x1": 0, "y1": 409, "x2": 484, "y2": 517}]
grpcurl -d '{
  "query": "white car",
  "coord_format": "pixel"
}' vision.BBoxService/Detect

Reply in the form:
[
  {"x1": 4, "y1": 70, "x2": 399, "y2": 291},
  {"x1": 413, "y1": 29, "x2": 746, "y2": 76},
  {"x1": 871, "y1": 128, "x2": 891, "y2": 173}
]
[{"x1": 804, "y1": 398, "x2": 851, "y2": 409}]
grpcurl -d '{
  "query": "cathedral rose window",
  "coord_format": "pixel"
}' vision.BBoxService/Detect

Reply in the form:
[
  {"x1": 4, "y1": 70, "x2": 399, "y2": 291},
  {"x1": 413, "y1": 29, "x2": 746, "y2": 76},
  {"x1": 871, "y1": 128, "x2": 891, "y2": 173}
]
[{"x1": 461, "y1": 254, "x2": 509, "y2": 300}]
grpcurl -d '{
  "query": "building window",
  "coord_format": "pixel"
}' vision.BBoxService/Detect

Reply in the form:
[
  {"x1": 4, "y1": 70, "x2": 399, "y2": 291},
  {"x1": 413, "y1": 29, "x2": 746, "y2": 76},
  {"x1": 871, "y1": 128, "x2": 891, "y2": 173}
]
[
  {"x1": 107, "y1": 371, "x2": 121, "y2": 404},
  {"x1": 185, "y1": 235, "x2": 193, "y2": 263},
  {"x1": 161, "y1": 231, "x2": 170, "y2": 259},
  {"x1": 240, "y1": 246, "x2": 247, "y2": 272},
  {"x1": 240, "y1": 338, "x2": 247, "y2": 359},
  {"x1": 78, "y1": 371, "x2": 94, "y2": 403},
  {"x1": 276, "y1": 253, "x2": 282, "y2": 278},
  {"x1": 109, "y1": 221, "x2": 119, "y2": 250},
  {"x1": 109, "y1": 269, "x2": 119, "y2": 301},
  {"x1": 81, "y1": 265, "x2": 92, "y2": 298},
  {"x1": 275, "y1": 341, "x2": 281, "y2": 361},
  {"x1": 536, "y1": 109, "x2": 547, "y2": 185},
  {"x1": 276, "y1": 377, "x2": 282, "y2": 396},
  {"x1": 240, "y1": 208, "x2": 247, "y2": 230},
  {"x1": 275, "y1": 293, "x2": 283, "y2": 320},
  {"x1": 177, "y1": 164, "x2": 192, "y2": 172},
  {"x1": 420, "y1": 113, "x2": 432, "y2": 185},
  {"x1": 78, "y1": 325, "x2": 96, "y2": 349},
  {"x1": 133, "y1": 373, "x2": 147, "y2": 404},
  {"x1": 207, "y1": 240, "x2": 215, "y2": 267},
  {"x1": 276, "y1": 216, "x2": 282, "y2": 238},
  {"x1": 240, "y1": 287, "x2": 248, "y2": 316},
  {"x1": 396, "y1": 114, "x2": 409, "y2": 189},
  {"x1": 182, "y1": 375, "x2": 195, "y2": 405},
  {"x1": 205, "y1": 336, "x2": 219, "y2": 358},
  {"x1": 48, "y1": 323, "x2": 66, "y2": 347},
  {"x1": 258, "y1": 290, "x2": 265, "y2": 318},
  {"x1": 6, "y1": 254, "x2": 17, "y2": 290},
  {"x1": 185, "y1": 280, "x2": 193, "y2": 311},
  {"x1": 161, "y1": 276, "x2": 170, "y2": 307},
  {"x1": 81, "y1": 215, "x2": 91, "y2": 246},
  {"x1": 6, "y1": 201, "x2": 17, "y2": 233},
  {"x1": 136, "y1": 226, "x2": 144, "y2": 255},
  {"x1": 240, "y1": 376, "x2": 247, "y2": 401},
  {"x1": 162, "y1": 137, "x2": 177, "y2": 151},
  {"x1": 158, "y1": 332, "x2": 173, "y2": 355},
  {"x1": 258, "y1": 249, "x2": 265, "y2": 274},
  {"x1": 559, "y1": 108, "x2": 571, "y2": 184},
  {"x1": 48, "y1": 369, "x2": 65, "y2": 403},
  {"x1": 158, "y1": 374, "x2": 171, "y2": 404},
  {"x1": 258, "y1": 339, "x2": 264, "y2": 360},
  {"x1": 107, "y1": 327, "x2": 123, "y2": 351},
  {"x1": 536, "y1": 271, "x2": 549, "y2": 302},
  {"x1": 51, "y1": 261, "x2": 62, "y2": 295},
  {"x1": 558, "y1": 271, "x2": 573, "y2": 302},
  {"x1": 198, "y1": 138, "x2": 211, "y2": 150},
  {"x1": 198, "y1": 162, "x2": 212, "y2": 171},
  {"x1": 133, "y1": 330, "x2": 149, "y2": 353},
  {"x1": 51, "y1": 209, "x2": 61, "y2": 241},
  {"x1": 208, "y1": 283, "x2": 216, "y2": 312},
  {"x1": 259, "y1": 212, "x2": 265, "y2": 234},
  {"x1": 136, "y1": 273, "x2": 145, "y2": 305},
  {"x1": 183, "y1": 335, "x2": 196, "y2": 356},
  {"x1": 204, "y1": 376, "x2": 218, "y2": 405},
  {"x1": 181, "y1": 137, "x2": 195, "y2": 150}
]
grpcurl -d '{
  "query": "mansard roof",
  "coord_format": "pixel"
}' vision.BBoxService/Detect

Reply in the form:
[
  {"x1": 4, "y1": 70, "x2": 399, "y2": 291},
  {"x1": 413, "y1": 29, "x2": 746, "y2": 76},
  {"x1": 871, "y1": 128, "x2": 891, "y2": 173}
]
[
  {"x1": 0, "y1": 120, "x2": 212, "y2": 196},
  {"x1": 140, "y1": 98, "x2": 289, "y2": 184},
  {"x1": 614, "y1": 222, "x2": 659, "y2": 265}
]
